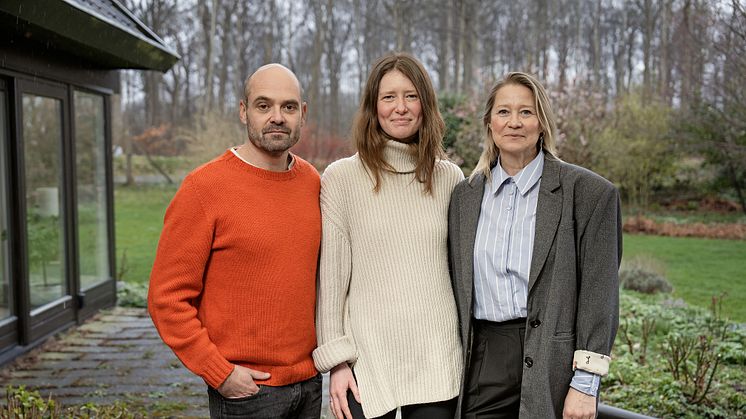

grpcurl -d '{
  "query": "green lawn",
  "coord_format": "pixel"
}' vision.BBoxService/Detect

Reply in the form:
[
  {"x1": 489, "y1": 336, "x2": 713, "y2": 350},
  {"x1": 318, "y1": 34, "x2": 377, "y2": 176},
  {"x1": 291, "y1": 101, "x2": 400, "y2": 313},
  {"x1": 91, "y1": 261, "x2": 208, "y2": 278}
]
[
  {"x1": 114, "y1": 185, "x2": 746, "y2": 322},
  {"x1": 623, "y1": 234, "x2": 746, "y2": 322},
  {"x1": 114, "y1": 184, "x2": 177, "y2": 284}
]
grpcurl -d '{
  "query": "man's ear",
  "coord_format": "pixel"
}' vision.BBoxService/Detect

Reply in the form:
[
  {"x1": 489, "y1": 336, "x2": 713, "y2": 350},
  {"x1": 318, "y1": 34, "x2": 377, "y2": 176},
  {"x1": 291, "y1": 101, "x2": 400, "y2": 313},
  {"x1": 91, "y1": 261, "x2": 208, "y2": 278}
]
[
  {"x1": 301, "y1": 101, "x2": 308, "y2": 126},
  {"x1": 239, "y1": 100, "x2": 248, "y2": 124}
]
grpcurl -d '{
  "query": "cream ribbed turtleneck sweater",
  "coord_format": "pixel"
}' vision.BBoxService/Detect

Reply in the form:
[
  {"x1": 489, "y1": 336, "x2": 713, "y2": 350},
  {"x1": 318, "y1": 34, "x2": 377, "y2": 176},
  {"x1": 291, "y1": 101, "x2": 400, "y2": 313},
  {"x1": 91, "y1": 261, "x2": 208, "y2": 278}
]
[{"x1": 313, "y1": 140, "x2": 464, "y2": 417}]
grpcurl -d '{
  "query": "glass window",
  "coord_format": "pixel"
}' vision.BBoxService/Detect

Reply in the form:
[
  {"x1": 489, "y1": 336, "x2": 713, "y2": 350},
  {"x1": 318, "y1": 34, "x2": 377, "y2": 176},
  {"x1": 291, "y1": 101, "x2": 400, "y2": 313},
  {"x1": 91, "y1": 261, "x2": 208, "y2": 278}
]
[
  {"x1": 23, "y1": 94, "x2": 66, "y2": 309},
  {"x1": 74, "y1": 91, "x2": 110, "y2": 289},
  {"x1": 0, "y1": 89, "x2": 9, "y2": 319}
]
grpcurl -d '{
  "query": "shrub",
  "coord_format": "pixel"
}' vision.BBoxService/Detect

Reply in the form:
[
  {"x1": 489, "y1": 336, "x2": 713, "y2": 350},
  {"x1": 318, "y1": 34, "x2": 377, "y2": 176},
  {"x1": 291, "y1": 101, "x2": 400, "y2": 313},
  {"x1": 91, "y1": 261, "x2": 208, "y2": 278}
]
[
  {"x1": 116, "y1": 281, "x2": 148, "y2": 308},
  {"x1": 1, "y1": 385, "x2": 61, "y2": 418},
  {"x1": 620, "y1": 268, "x2": 673, "y2": 294},
  {"x1": 605, "y1": 291, "x2": 746, "y2": 418},
  {"x1": 619, "y1": 255, "x2": 673, "y2": 294},
  {"x1": 1, "y1": 386, "x2": 138, "y2": 418}
]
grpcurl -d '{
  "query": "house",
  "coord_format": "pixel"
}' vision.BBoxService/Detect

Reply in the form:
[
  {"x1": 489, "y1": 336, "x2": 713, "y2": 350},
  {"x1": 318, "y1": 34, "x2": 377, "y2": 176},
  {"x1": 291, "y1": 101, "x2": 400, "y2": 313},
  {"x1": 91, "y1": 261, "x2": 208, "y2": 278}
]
[{"x1": 0, "y1": 0, "x2": 178, "y2": 364}]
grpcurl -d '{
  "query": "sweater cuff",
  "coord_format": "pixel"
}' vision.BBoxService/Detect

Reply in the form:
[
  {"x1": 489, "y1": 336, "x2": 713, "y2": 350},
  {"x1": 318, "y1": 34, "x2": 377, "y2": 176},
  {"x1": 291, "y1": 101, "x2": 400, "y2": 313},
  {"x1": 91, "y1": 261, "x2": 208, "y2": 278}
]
[
  {"x1": 201, "y1": 355, "x2": 236, "y2": 389},
  {"x1": 312, "y1": 336, "x2": 357, "y2": 373},
  {"x1": 572, "y1": 350, "x2": 611, "y2": 376}
]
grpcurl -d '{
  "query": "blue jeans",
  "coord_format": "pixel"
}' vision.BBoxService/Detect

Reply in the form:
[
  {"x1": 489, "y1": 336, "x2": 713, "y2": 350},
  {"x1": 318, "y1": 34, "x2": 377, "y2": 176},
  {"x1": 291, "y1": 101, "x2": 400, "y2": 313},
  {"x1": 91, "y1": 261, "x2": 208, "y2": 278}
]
[{"x1": 208, "y1": 374, "x2": 322, "y2": 419}]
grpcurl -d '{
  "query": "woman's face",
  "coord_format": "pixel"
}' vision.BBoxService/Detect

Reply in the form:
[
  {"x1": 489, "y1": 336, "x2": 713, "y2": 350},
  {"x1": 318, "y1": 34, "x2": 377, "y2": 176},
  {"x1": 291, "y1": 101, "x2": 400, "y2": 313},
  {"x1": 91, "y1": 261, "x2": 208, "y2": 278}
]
[
  {"x1": 376, "y1": 69, "x2": 423, "y2": 142},
  {"x1": 489, "y1": 83, "x2": 542, "y2": 162}
]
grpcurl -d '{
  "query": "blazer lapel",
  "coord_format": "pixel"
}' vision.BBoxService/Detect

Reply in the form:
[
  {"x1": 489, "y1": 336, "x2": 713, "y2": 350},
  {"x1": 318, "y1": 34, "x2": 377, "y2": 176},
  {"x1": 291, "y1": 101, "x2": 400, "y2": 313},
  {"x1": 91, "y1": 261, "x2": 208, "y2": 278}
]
[
  {"x1": 529, "y1": 157, "x2": 562, "y2": 293},
  {"x1": 459, "y1": 175, "x2": 485, "y2": 308}
]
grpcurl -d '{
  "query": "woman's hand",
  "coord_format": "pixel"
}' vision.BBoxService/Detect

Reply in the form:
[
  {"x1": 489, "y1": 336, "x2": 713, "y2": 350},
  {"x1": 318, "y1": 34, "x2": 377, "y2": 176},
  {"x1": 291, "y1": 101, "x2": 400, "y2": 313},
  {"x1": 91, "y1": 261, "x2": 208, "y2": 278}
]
[
  {"x1": 562, "y1": 387, "x2": 596, "y2": 419},
  {"x1": 329, "y1": 363, "x2": 360, "y2": 419}
]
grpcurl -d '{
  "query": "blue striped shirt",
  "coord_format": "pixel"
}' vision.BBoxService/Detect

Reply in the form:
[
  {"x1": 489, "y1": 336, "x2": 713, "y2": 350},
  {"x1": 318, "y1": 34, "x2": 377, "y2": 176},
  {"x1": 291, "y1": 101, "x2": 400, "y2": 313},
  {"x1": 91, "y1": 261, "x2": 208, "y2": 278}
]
[
  {"x1": 473, "y1": 151, "x2": 543, "y2": 323},
  {"x1": 472, "y1": 151, "x2": 600, "y2": 396}
]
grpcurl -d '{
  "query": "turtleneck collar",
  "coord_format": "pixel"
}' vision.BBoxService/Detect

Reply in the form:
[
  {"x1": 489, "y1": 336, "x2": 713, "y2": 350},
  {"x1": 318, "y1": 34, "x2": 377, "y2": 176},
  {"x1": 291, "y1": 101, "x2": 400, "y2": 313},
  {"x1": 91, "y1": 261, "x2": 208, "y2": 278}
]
[{"x1": 382, "y1": 140, "x2": 418, "y2": 173}]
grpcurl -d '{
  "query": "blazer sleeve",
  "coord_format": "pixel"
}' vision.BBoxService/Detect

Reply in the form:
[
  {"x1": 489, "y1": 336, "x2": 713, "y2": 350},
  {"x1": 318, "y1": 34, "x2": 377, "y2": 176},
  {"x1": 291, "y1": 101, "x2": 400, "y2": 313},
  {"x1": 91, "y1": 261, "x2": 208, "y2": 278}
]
[{"x1": 574, "y1": 183, "x2": 622, "y2": 376}]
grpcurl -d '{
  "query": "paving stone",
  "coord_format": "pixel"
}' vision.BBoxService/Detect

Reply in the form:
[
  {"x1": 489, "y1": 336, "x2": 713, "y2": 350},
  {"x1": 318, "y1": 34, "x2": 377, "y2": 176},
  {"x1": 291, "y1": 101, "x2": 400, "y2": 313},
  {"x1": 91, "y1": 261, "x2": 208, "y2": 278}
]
[
  {"x1": 58, "y1": 337, "x2": 105, "y2": 346},
  {"x1": 77, "y1": 322, "x2": 116, "y2": 333},
  {"x1": 81, "y1": 351, "x2": 147, "y2": 361},
  {"x1": 0, "y1": 307, "x2": 212, "y2": 416},
  {"x1": 111, "y1": 384, "x2": 178, "y2": 395},
  {"x1": 56, "y1": 395, "x2": 129, "y2": 407},
  {"x1": 77, "y1": 333, "x2": 112, "y2": 340},
  {"x1": 28, "y1": 360, "x2": 102, "y2": 370},
  {"x1": 61, "y1": 345, "x2": 121, "y2": 353},
  {"x1": 64, "y1": 368, "x2": 119, "y2": 379},
  {"x1": 110, "y1": 330, "x2": 154, "y2": 339},
  {"x1": 5, "y1": 369, "x2": 44, "y2": 378},
  {"x1": 98, "y1": 315, "x2": 146, "y2": 323},
  {"x1": 103, "y1": 338, "x2": 162, "y2": 347},
  {"x1": 99, "y1": 358, "x2": 173, "y2": 370},
  {"x1": 115, "y1": 325, "x2": 158, "y2": 334},
  {"x1": 6, "y1": 368, "x2": 61, "y2": 378},
  {"x1": 37, "y1": 351, "x2": 81, "y2": 361},
  {"x1": 4, "y1": 377, "x2": 72, "y2": 389},
  {"x1": 40, "y1": 385, "x2": 107, "y2": 397}
]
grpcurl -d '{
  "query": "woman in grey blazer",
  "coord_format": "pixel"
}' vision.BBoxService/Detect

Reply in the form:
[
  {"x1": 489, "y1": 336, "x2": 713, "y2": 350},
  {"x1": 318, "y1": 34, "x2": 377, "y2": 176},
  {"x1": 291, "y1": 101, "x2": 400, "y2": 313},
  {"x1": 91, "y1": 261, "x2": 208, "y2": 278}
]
[{"x1": 448, "y1": 72, "x2": 622, "y2": 419}]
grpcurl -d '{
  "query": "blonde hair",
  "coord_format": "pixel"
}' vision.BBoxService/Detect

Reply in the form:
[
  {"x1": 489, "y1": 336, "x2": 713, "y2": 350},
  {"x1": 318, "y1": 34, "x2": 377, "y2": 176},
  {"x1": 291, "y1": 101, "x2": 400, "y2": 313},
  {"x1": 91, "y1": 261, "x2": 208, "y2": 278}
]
[
  {"x1": 471, "y1": 72, "x2": 558, "y2": 181},
  {"x1": 353, "y1": 52, "x2": 446, "y2": 194}
]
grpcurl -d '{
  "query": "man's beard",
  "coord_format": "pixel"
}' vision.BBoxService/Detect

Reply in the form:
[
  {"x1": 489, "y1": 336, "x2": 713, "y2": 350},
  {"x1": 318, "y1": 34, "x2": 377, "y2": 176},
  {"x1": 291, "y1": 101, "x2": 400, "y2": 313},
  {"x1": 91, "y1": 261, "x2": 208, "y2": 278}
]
[{"x1": 246, "y1": 122, "x2": 300, "y2": 154}]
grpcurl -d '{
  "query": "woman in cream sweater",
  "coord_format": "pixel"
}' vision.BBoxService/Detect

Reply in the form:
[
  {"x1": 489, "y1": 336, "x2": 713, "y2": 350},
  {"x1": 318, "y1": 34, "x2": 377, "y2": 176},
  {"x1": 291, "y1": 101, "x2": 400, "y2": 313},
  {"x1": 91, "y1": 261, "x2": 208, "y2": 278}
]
[{"x1": 312, "y1": 53, "x2": 463, "y2": 419}]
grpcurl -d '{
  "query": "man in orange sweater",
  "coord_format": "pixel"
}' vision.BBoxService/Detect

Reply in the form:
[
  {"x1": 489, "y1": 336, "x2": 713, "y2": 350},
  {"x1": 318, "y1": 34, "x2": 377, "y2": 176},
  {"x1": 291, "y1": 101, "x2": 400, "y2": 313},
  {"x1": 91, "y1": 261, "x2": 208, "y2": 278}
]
[{"x1": 148, "y1": 64, "x2": 322, "y2": 418}]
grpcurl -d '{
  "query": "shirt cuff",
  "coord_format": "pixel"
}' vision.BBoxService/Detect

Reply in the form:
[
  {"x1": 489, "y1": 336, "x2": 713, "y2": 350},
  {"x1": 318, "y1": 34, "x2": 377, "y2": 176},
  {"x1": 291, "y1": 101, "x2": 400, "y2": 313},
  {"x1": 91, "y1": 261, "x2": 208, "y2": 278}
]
[
  {"x1": 569, "y1": 369, "x2": 601, "y2": 397},
  {"x1": 573, "y1": 349, "x2": 611, "y2": 375},
  {"x1": 570, "y1": 370, "x2": 601, "y2": 397}
]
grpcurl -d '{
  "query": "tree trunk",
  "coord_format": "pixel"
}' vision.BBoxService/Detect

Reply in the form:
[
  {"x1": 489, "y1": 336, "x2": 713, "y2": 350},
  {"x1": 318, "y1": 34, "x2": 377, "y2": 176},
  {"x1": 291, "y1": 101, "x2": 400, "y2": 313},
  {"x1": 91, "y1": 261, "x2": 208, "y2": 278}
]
[
  {"x1": 309, "y1": 0, "x2": 324, "y2": 128},
  {"x1": 217, "y1": 0, "x2": 238, "y2": 115},
  {"x1": 452, "y1": 0, "x2": 463, "y2": 94},
  {"x1": 461, "y1": 0, "x2": 474, "y2": 93},
  {"x1": 725, "y1": 161, "x2": 746, "y2": 214},
  {"x1": 591, "y1": 0, "x2": 602, "y2": 89},
  {"x1": 436, "y1": 3, "x2": 450, "y2": 92},
  {"x1": 201, "y1": 0, "x2": 219, "y2": 116}
]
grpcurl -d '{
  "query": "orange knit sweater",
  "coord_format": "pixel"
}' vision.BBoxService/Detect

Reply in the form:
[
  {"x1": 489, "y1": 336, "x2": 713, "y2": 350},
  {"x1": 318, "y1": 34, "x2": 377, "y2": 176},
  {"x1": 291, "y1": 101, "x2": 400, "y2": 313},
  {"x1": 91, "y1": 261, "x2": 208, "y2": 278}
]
[{"x1": 148, "y1": 150, "x2": 321, "y2": 389}]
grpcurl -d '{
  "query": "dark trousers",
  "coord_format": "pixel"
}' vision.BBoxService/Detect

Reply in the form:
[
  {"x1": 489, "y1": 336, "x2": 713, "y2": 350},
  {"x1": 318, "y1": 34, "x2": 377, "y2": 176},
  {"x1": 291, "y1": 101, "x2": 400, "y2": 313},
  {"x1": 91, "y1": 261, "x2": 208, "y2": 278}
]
[
  {"x1": 346, "y1": 391, "x2": 457, "y2": 419},
  {"x1": 463, "y1": 318, "x2": 526, "y2": 419},
  {"x1": 208, "y1": 373, "x2": 322, "y2": 419}
]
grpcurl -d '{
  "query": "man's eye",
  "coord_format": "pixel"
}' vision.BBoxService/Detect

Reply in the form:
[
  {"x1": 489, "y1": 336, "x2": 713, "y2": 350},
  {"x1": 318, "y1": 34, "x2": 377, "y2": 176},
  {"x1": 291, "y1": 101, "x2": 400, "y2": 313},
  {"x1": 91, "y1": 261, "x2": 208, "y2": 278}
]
[
  {"x1": 257, "y1": 103, "x2": 269, "y2": 111},
  {"x1": 285, "y1": 104, "x2": 297, "y2": 111}
]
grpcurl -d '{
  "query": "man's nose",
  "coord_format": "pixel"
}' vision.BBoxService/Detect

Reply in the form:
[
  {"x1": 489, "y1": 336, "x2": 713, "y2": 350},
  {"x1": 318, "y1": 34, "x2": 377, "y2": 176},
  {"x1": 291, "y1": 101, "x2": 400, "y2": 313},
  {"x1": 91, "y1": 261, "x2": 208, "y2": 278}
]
[{"x1": 269, "y1": 106, "x2": 286, "y2": 124}]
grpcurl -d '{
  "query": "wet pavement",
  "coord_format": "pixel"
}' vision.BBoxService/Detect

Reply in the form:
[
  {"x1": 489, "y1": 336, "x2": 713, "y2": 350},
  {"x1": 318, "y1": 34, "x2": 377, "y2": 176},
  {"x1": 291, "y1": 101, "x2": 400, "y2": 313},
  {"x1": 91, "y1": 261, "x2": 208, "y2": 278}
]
[{"x1": 0, "y1": 307, "x2": 331, "y2": 418}]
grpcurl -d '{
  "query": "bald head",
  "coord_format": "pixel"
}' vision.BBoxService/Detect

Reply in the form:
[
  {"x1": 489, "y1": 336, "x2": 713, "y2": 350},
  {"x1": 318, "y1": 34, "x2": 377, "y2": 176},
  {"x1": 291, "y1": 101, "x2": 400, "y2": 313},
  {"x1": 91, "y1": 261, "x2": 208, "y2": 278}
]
[
  {"x1": 243, "y1": 63, "x2": 302, "y2": 102},
  {"x1": 238, "y1": 62, "x2": 307, "y2": 167}
]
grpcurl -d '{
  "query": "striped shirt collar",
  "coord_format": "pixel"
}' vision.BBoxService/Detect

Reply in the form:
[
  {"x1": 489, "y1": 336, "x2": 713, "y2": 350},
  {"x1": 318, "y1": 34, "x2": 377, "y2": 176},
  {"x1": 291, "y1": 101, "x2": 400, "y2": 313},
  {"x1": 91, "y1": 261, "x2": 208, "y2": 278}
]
[{"x1": 490, "y1": 150, "x2": 545, "y2": 197}]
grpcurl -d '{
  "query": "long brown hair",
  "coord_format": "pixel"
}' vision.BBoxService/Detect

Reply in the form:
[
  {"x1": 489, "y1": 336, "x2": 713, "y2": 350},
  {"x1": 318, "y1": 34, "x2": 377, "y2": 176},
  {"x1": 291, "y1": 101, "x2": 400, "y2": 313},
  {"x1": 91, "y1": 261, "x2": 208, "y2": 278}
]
[
  {"x1": 353, "y1": 52, "x2": 445, "y2": 194},
  {"x1": 471, "y1": 72, "x2": 559, "y2": 181}
]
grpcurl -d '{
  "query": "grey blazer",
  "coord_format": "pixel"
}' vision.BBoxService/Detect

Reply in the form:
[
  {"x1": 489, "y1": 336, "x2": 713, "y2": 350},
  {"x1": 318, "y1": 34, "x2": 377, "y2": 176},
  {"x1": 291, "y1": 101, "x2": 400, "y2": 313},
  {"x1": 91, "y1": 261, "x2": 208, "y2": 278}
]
[{"x1": 448, "y1": 156, "x2": 622, "y2": 418}]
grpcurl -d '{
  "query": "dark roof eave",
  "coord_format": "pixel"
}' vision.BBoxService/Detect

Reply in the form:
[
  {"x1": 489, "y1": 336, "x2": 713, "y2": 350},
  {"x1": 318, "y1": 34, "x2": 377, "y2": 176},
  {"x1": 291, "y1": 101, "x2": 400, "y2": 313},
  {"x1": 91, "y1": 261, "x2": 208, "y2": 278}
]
[{"x1": 0, "y1": 0, "x2": 179, "y2": 72}]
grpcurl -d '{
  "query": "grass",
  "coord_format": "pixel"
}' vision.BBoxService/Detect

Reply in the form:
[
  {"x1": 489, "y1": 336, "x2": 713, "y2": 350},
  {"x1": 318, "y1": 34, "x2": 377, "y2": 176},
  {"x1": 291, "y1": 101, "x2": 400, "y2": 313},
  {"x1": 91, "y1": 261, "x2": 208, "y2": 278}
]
[
  {"x1": 114, "y1": 185, "x2": 746, "y2": 322},
  {"x1": 114, "y1": 184, "x2": 177, "y2": 284},
  {"x1": 623, "y1": 234, "x2": 746, "y2": 322}
]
